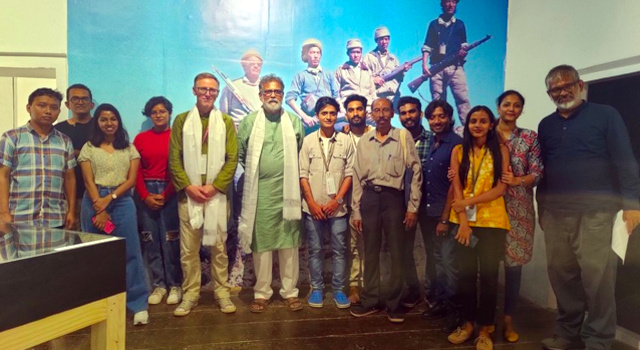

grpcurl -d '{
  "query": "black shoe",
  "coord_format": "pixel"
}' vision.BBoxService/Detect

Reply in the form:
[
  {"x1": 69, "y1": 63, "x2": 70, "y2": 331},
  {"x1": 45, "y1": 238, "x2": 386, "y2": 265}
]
[
  {"x1": 541, "y1": 336, "x2": 585, "y2": 350},
  {"x1": 386, "y1": 309, "x2": 405, "y2": 323},
  {"x1": 350, "y1": 304, "x2": 381, "y2": 318},
  {"x1": 400, "y1": 295, "x2": 421, "y2": 308},
  {"x1": 440, "y1": 308, "x2": 462, "y2": 333},
  {"x1": 422, "y1": 302, "x2": 447, "y2": 320}
]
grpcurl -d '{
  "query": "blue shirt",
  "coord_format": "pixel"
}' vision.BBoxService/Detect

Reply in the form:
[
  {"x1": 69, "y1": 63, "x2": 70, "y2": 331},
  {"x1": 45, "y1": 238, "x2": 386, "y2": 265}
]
[
  {"x1": 423, "y1": 16, "x2": 467, "y2": 64},
  {"x1": 537, "y1": 101, "x2": 640, "y2": 212},
  {"x1": 0, "y1": 123, "x2": 77, "y2": 227},
  {"x1": 423, "y1": 131, "x2": 462, "y2": 217},
  {"x1": 285, "y1": 68, "x2": 339, "y2": 116}
]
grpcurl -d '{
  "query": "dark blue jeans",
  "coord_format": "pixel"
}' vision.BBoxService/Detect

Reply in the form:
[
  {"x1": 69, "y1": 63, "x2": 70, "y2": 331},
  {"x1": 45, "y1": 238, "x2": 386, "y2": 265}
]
[
  {"x1": 424, "y1": 217, "x2": 458, "y2": 304},
  {"x1": 304, "y1": 214, "x2": 348, "y2": 291},
  {"x1": 136, "y1": 180, "x2": 182, "y2": 289},
  {"x1": 81, "y1": 187, "x2": 148, "y2": 313}
]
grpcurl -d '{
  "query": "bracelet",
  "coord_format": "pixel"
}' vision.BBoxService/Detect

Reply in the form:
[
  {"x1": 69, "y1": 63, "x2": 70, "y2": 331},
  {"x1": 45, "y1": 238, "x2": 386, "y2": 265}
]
[
  {"x1": 440, "y1": 220, "x2": 449, "y2": 225},
  {"x1": 520, "y1": 178, "x2": 526, "y2": 186}
]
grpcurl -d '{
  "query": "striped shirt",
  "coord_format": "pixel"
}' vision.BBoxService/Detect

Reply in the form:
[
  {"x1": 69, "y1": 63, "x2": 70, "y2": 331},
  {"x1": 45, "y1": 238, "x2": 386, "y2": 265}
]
[{"x1": 0, "y1": 122, "x2": 77, "y2": 227}]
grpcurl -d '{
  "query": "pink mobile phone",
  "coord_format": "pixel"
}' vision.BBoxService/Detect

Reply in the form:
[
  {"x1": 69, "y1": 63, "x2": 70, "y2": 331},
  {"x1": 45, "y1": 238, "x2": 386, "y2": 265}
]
[
  {"x1": 92, "y1": 215, "x2": 116, "y2": 234},
  {"x1": 103, "y1": 219, "x2": 116, "y2": 234}
]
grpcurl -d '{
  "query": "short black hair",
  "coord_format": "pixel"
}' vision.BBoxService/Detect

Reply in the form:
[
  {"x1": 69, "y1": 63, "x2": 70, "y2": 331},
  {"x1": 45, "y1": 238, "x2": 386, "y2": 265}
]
[
  {"x1": 315, "y1": 96, "x2": 340, "y2": 114},
  {"x1": 28, "y1": 88, "x2": 63, "y2": 105},
  {"x1": 142, "y1": 96, "x2": 173, "y2": 117},
  {"x1": 424, "y1": 99, "x2": 454, "y2": 119},
  {"x1": 343, "y1": 94, "x2": 368, "y2": 110},
  {"x1": 66, "y1": 83, "x2": 93, "y2": 100},
  {"x1": 397, "y1": 96, "x2": 421, "y2": 113}
]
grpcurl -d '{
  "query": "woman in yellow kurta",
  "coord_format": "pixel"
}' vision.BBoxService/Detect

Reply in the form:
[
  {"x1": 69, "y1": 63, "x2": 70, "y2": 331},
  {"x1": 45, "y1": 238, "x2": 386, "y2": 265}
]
[{"x1": 446, "y1": 106, "x2": 510, "y2": 350}]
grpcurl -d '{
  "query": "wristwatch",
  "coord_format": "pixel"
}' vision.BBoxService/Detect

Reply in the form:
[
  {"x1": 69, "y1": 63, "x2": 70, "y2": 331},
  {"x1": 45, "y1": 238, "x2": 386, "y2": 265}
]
[
  {"x1": 336, "y1": 197, "x2": 344, "y2": 205},
  {"x1": 111, "y1": 192, "x2": 118, "y2": 200},
  {"x1": 440, "y1": 220, "x2": 449, "y2": 225}
]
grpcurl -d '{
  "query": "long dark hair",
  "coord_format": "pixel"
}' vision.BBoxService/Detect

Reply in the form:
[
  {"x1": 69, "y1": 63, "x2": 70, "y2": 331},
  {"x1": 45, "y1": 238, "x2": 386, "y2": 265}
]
[
  {"x1": 90, "y1": 103, "x2": 130, "y2": 150},
  {"x1": 458, "y1": 105, "x2": 502, "y2": 187}
]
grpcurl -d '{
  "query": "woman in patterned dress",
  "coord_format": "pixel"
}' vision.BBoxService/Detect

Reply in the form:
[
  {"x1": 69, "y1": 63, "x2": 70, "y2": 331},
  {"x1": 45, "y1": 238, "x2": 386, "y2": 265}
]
[{"x1": 495, "y1": 90, "x2": 543, "y2": 342}]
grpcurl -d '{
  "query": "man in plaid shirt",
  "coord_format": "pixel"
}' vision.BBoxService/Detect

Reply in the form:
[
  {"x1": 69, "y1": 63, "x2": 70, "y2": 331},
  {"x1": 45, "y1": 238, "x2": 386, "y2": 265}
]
[
  {"x1": 0, "y1": 88, "x2": 77, "y2": 229},
  {"x1": 397, "y1": 96, "x2": 434, "y2": 309}
]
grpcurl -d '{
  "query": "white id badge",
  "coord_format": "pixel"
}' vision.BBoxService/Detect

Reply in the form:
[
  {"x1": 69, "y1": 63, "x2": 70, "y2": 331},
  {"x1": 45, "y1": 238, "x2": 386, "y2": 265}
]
[
  {"x1": 439, "y1": 43, "x2": 447, "y2": 55},
  {"x1": 465, "y1": 205, "x2": 477, "y2": 222},
  {"x1": 325, "y1": 172, "x2": 337, "y2": 196},
  {"x1": 199, "y1": 154, "x2": 207, "y2": 175}
]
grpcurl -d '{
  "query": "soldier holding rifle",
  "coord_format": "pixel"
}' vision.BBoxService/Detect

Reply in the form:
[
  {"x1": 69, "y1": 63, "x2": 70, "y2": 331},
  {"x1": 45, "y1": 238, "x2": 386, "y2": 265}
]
[
  {"x1": 218, "y1": 49, "x2": 263, "y2": 127},
  {"x1": 421, "y1": 0, "x2": 471, "y2": 133}
]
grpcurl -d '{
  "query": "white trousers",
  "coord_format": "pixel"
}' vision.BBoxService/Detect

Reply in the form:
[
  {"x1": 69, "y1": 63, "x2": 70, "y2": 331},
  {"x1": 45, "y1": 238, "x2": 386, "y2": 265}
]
[{"x1": 253, "y1": 247, "x2": 299, "y2": 300}]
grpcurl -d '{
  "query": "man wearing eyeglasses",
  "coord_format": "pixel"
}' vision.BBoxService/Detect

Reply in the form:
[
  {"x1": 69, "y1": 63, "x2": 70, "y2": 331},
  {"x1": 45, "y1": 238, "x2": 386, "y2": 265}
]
[
  {"x1": 237, "y1": 74, "x2": 305, "y2": 313},
  {"x1": 55, "y1": 84, "x2": 95, "y2": 230},
  {"x1": 537, "y1": 65, "x2": 640, "y2": 350},
  {"x1": 169, "y1": 72, "x2": 238, "y2": 317}
]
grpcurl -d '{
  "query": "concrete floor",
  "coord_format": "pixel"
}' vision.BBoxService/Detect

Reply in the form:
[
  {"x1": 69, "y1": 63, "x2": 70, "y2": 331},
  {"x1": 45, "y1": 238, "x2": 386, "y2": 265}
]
[{"x1": 45, "y1": 286, "x2": 636, "y2": 350}]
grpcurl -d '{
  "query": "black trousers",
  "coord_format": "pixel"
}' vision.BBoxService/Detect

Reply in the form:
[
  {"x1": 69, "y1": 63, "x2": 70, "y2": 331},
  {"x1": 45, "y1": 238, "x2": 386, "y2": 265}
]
[
  {"x1": 455, "y1": 227, "x2": 506, "y2": 326},
  {"x1": 360, "y1": 186, "x2": 406, "y2": 312}
]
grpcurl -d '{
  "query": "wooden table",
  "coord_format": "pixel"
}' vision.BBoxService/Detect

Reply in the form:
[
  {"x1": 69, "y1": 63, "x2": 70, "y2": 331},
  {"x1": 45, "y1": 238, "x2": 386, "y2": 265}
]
[{"x1": 0, "y1": 227, "x2": 127, "y2": 349}]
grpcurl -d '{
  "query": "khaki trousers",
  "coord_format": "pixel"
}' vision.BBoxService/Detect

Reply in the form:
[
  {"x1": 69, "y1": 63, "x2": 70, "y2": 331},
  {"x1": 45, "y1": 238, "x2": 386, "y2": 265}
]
[{"x1": 178, "y1": 200, "x2": 231, "y2": 301}]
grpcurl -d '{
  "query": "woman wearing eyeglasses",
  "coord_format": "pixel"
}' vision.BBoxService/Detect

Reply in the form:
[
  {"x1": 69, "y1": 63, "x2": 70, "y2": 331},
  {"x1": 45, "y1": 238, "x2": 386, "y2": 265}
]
[{"x1": 133, "y1": 96, "x2": 183, "y2": 307}]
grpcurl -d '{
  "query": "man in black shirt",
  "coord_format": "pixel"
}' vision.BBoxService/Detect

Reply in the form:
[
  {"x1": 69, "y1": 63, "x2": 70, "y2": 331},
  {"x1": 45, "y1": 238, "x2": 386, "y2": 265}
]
[
  {"x1": 54, "y1": 84, "x2": 95, "y2": 230},
  {"x1": 537, "y1": 65, "x2": 640, "y2": 350}
]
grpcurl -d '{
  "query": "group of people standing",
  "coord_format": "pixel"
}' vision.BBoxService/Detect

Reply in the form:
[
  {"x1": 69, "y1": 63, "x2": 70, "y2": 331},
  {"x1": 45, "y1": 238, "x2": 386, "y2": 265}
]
[{"x1": 1, "y1": 26, "x2": 639, "y2": 350}]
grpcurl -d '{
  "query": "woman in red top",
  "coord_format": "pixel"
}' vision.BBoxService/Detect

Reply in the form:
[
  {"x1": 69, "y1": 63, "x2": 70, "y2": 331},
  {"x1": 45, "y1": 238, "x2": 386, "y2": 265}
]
[{"x1": 134, "y1": 96, "x2": 183, "y2": 306}]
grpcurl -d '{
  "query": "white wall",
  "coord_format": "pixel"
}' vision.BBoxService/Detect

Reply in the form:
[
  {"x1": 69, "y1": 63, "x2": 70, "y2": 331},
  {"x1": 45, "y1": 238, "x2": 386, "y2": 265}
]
[
  {"x1": 505, "y1": 0, "x2": 640, "y2": 308},
  {"x1": 0, "y1": 0, "x2": 68, "y2": 133}
]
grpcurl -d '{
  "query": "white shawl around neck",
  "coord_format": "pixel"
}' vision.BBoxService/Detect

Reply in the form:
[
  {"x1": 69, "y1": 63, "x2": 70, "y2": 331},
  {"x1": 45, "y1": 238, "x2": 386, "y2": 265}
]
[
  {"x1": 183, "y1": 106, "x2": 227, "y2": 246},
  {"x1": 238, "y1": 108, "x2": 301, "y2": 253}
]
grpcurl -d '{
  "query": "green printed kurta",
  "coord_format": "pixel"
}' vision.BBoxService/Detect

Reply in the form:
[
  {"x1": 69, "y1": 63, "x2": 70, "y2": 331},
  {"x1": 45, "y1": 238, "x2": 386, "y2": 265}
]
[{"x1": 237, "y1": 110, "x2": 304, "y2": 253}]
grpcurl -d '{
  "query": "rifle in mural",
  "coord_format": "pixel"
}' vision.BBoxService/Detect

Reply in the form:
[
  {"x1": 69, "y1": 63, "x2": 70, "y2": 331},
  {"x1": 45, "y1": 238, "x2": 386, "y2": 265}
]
[
  {"x1": 211, "y1": 65, "x2": 259, "y2": 112},
  {"x1": 382, "y1": 56, "x2": 422, "y2": 82},
  {"x1": 407, "y1": 35, "x2": 492, "y2": 93}
]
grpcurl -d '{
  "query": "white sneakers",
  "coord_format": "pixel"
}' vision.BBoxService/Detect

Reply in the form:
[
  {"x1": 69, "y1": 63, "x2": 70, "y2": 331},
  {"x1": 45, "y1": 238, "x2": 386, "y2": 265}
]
[
  {"x1": 173, "y1": 300, "x2": 198, "y2": 317},
  {"x1": 148, "y1": 287, "x2": 167, "y2": 305},
  {"x1": 133, "y1": 310, "x2": 149, "y2": 326},
  {"x1": 149, "y1": 286, "x2": 182, "y2": 305},
  {"x1": 166, "y1": 287, "x2": 182, "y2": 305},
  {"x1": 218, "y1": 297, "x2": 237, "y2": 314}
]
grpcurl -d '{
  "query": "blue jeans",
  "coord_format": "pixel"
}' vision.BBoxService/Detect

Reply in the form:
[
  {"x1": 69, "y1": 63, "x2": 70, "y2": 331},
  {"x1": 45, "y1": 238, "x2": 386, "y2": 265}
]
[
  {"x1": 136, "y1": 180, "x2": 182, "y2": 289},
  {"x1": 304, "y1": 214, "x2": 348, "y2": 291},
  {"x1": 81, "y1": 187, "x2": 148, "y2": 313},
  {"x1": 431, "y1": 219, "x2": 458, "y2": 304}
]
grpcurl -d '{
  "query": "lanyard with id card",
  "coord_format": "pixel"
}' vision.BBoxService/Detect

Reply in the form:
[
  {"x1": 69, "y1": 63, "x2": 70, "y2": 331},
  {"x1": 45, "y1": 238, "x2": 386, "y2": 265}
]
[
  {"x1": 465, "y1": 148, "x2": 488, "y2": 222},
  {"x1": 319, "y1": 133, "x2": 337, "y2": 196}
]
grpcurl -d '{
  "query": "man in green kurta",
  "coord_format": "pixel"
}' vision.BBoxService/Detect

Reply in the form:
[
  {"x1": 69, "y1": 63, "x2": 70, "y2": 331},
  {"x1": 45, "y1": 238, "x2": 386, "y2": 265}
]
[{"x1": 237, "y1": 74, "x2": 305, "y2": 312}]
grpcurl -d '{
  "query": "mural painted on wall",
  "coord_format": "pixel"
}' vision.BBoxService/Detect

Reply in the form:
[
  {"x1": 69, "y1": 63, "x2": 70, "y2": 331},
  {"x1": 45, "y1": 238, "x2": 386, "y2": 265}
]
[
  {"x1": 68, "y1": 0, "x2": 508, "y2": 287},
  {"x1": 68, "y1": 0, "x2": 508, "y2": 135}
]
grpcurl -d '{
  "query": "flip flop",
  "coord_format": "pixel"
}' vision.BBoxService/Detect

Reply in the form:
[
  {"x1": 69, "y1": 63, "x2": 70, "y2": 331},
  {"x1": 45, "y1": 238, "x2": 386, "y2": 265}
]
[
  {"x1": 250, "y1": 298, "x2": 269, "y2": 313},
  {"x1": 284, "y1": 297, "x2": 303, "y2": 311}
]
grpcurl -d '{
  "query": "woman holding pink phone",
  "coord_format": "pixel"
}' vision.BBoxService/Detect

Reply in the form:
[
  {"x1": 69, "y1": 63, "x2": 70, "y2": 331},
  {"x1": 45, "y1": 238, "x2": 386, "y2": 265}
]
[{"x1": 79, "y1": 103, "x2": 149, "y2": 326}]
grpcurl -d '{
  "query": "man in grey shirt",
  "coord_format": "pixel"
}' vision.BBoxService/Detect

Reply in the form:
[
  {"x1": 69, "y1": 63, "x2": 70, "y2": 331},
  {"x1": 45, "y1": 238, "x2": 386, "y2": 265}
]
[{"x1": 349, "y1": 97, "x2": 422, "y2": 323}]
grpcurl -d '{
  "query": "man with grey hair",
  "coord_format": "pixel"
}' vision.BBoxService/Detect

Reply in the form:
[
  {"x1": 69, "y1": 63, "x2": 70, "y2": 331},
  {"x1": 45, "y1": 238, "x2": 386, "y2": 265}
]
[
  {"x1": 362, "y1": 26, "x2": 407, "y2": 106},
  {"x1": 238, "y1": 74, "x2": 305, "y2": 313},
  {"x1": 335, "y1": 39, "x2": 376, "y2": 108},
  {"x1": 537, "y1": 64, "x2": 640, "y2": 350}
]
